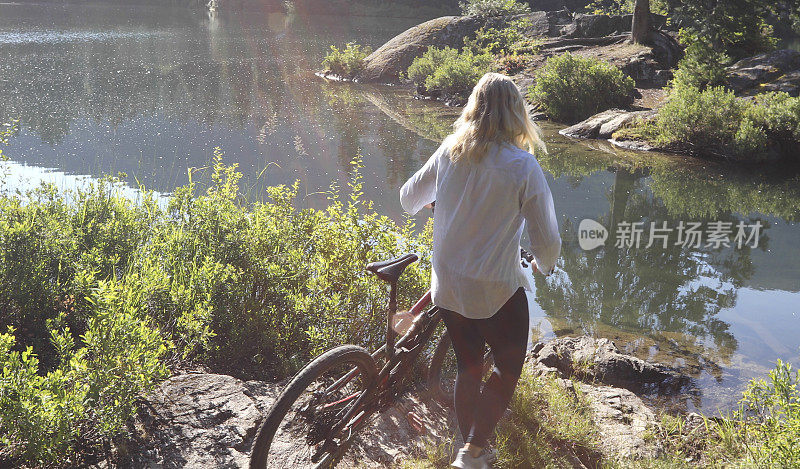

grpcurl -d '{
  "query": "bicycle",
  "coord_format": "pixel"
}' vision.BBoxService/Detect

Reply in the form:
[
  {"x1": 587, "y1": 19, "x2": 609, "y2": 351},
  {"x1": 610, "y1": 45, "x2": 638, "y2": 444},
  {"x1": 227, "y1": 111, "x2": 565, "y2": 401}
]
[{"x1": 249, "y1": 249, "x2": 536, "y2": 468}]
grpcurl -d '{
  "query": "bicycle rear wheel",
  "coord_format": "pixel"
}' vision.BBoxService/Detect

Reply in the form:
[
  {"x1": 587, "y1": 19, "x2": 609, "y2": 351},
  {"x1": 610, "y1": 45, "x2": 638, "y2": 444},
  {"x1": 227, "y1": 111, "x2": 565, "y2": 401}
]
[{"x1": 249, "y1": 345, "x2": 377, "y2": 469}]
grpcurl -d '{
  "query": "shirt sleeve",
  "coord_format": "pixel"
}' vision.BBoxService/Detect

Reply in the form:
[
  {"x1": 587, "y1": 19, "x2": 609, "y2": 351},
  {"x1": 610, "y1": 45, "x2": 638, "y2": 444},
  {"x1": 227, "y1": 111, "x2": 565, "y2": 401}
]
[
  {"x1": 399, "y1": 142, "x2": 444, "y2": 215},
  {"x1": 520, "y1": 162, "x2": 561, "y2": 275}
]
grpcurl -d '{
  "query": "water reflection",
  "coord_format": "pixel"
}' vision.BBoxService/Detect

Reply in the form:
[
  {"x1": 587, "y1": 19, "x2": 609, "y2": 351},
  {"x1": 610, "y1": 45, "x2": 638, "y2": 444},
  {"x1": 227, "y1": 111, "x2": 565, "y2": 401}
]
[
  {"x1": 2, "y1": 2, "x2": 799, "y2": 412},
  {"x1": 0, "y1": 3, "x2": 440, "y2": 212},
  {"x1": 537, "y1": 169, "x2": 745, "y2": 398},
  {"x1": 528, "y1": 137, "x2": 798, "y2": 410}
]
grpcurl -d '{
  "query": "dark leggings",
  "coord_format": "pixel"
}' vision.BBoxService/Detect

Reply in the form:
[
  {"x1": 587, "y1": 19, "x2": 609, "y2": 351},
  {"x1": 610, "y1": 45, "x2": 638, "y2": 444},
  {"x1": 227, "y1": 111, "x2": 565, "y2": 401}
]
[{"x1": 440, "y1": 287, "x2": 529, "y2": 448}]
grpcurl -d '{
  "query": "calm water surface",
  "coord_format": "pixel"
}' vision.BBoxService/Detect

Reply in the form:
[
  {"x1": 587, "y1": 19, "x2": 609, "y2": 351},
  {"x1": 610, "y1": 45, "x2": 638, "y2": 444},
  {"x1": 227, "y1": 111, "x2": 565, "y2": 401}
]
[{"x1": 2, "y1": 2, "x2": 799, "y2": 412}]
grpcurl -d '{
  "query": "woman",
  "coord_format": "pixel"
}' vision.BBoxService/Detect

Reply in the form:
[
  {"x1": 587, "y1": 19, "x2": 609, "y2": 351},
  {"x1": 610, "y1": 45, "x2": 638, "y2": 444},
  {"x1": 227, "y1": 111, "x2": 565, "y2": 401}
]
[{"x1": 399, "y1": 73, "x2": 561, "y2": 469}]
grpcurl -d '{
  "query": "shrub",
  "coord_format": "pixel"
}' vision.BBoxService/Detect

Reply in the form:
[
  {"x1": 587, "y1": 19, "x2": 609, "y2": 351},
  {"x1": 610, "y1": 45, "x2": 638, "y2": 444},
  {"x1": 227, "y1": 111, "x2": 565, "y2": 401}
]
[
  {"x1": 636, "y1": 85, "x2": 800, "y2": 160},
  {"x1": 464, "y1": 18, "x2": 540, "y2": 56},
  {"x1": 528, "y1": 52, "x2": 635, "y2": 123},
  {"x1": 641, "y1": 85, "x2": 744, "y2": 156},
  {"x1": 0, "y1": 121, "x2": 16, "y2": 161},
  {"x1": 406, "y1": 46, "x2": 494, "y2": 99},
  {"x1": 670, "y1": 1, "x2": 777, "y2": 58},
  {"x1": 497, "y1": 53, "x2": 529, "y2": 74},
  {"x1": 669, "y1": 29, "x2": 731, "y2": 91},
  {"x1": 459, "y1": 0, "x2": 530, "y2": 17},
  {"x1": 0, "y1": 176, "x2": 157, "y2": 369},
  {"x1": 0, "y1": 151, "x2": 435, "y2": 465},
  {"x1": 406, "y1": 47, "x2": 460, "y2": 89},
  {"x1": 736, "y1": 91, "x2": 800, "y2": 157},
  {"x1": 322, "y1": 42, "x2": 372, "y2": 79},
  {"x1": 740, "y1": 359, "x2": 800, "y2": 467},
  {"x1": 0, "y1": 309, "x2": 167, "y2": 466}
]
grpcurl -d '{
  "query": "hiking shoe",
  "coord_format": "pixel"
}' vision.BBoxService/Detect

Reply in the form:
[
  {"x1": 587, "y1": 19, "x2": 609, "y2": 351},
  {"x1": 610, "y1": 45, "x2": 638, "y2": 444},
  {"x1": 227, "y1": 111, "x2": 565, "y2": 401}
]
[{"x1": 450, "y1": 448, "x2": 492, "y2": 469}]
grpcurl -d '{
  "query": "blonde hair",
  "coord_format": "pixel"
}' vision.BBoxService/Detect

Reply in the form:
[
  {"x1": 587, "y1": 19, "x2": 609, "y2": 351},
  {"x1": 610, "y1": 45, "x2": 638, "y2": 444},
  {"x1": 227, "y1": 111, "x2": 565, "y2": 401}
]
[{"x1": 449, "y1": 72, "x2": 546, "y2": 164}]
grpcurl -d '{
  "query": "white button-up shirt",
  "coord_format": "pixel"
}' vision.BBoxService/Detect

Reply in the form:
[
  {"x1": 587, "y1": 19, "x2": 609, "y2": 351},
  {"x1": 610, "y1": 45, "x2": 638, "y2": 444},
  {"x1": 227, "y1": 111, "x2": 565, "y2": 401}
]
[{"x1": 400, "y1": 138, "x2": 561, "y2": 319}]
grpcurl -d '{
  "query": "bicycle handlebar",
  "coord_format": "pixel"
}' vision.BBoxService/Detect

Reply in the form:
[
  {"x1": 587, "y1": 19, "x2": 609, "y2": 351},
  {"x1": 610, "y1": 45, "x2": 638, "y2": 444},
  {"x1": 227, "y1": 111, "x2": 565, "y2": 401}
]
[{"x1": 520, "y1": 248, "x2": 535, "y2": 263}]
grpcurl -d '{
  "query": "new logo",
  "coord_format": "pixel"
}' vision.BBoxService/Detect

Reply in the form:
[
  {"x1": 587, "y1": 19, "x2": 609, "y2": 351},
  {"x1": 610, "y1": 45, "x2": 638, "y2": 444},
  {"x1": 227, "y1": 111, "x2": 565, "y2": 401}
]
[{"x1": 578, "y1": 219, "x2": 608, "y2": 251}]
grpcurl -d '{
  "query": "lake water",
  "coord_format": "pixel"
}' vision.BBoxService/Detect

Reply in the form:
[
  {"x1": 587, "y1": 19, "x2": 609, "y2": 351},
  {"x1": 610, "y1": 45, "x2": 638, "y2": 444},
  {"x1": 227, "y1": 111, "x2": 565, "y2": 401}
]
[{"x1": 1, "y1": 2, "x2": 799, "y2": 413}]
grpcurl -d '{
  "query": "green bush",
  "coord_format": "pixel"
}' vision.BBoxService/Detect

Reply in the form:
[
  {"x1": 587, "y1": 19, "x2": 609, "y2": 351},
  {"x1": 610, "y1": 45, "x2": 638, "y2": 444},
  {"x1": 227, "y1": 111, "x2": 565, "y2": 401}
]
[
  {"x1": 464, "y1": 18, "x2": 540, "y2": 56},
  {"x1": 496, "y1": 53, "x2": 529, "y2": 74},
  {"x1": 670, "y1": 1, "x2": 777, "y2": 58},
  {"x1": 670, "y1": 30, "x2": 731, "y2": 91},
  {"x1": 642, "y1": 85, "x2": 743, "y2": 156},
  {"x1": 0, "y1": 176, "x2": 157, "y2": 368},
  {"x1": 406, "y1": 47, "x2": 460, "y2": 90},
  {"x1": 406, "y1": 46, "x2": 494, "y2": 99},
  {"x1": 459, "y1": 0, "x2": 530, "y2": 17},
  {"x1": 322, "y1": 42, "x2": 372, "y2": 79},
  {"x1": 636, "y1": 85, "x2": 800, "y2": 160},
  {"x1": 0, "y1": 121, "x2": 16, "y2": 161},
  {"x1": 0, "y1": 150, "x2": 434, "y2": 465},
  {"x1": 0, "y1": 310, "x2": 167, "y2": 465},
  {"x1": 740, "y1": 359, "x2": 800, "y2": 467},
  {"x1": 528, "y1": 52, "x2": 635, "y2": 123}
]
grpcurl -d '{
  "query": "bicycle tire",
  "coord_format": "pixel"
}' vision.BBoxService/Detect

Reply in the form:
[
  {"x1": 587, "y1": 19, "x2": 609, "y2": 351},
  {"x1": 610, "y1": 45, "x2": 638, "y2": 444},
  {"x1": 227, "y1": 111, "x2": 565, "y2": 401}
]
[
  {"x1": 427, "y1": 332, "x2": 493, "y2": 406},
  {"x1": 249, "y1": 345, "x2": 378, "y2": 469}
]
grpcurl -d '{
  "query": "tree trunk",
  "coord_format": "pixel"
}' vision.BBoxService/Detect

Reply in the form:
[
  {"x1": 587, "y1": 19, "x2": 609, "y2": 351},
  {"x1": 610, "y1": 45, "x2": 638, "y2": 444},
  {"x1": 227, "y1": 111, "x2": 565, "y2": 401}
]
[{"x1": 631, "y1": 0, "x2": 650, "y2": 44}]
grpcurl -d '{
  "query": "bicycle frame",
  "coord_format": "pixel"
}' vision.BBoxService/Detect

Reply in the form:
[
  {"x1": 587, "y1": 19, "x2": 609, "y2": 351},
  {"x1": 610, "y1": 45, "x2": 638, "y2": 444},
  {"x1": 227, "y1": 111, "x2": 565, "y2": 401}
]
[
  {"x1": 308, "y1": 248, "x2": 536, "y2": 464},
  {"x1": 308, "y1": 285, "x2": 439, "y2": 464}
]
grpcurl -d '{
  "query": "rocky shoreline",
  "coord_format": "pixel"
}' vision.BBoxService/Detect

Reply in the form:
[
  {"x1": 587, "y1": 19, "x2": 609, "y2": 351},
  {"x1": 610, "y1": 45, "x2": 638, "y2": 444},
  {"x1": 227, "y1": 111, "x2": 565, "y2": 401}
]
[
  {"x1": 104, "y1": 336, "x2": 692, "y2": 467},
  {"x1": 323, "y1": 11, "x2": 800, "y2": 162},
  {"x1": 559, "y1": 48, "x2": 800, "y2": 158}
]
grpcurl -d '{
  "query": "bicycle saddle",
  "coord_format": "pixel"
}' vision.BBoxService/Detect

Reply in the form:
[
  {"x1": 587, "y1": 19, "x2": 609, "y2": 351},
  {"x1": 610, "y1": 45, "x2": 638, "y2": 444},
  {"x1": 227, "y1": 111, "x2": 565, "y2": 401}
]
[{"x1": 366, "y1": 253, "x2": 418, "y2": 283}]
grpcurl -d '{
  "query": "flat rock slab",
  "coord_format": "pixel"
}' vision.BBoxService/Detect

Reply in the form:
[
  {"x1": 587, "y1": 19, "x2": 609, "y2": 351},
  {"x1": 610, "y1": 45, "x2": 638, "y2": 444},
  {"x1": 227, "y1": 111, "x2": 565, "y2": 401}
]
[
  {"x1": 114, "y1": 373, "x2": 455, "y2": 468},
  {"x1": 727, "y1": 49, "x2": 800, "y2": 97},
  {"x1": 114, "y1": 374, "x2": 277, "y2": 468},
  {"x1": 576, "y1": 382, "x2": 662, "y2": 460}
]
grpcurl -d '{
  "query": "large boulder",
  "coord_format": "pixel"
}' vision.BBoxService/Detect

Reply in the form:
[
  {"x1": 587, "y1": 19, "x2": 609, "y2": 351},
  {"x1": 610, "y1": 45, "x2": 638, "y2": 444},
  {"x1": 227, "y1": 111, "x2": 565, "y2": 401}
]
[
  {"x1": 357, "y1": 15, "x2": 485, "y2": 83},
  {"x1": 357, "y1": 12, "x2": 678, "y2": 85},
  {"x1": 358, "y1": 11, "x2": 576, "y2": 83},
  {"x1": 726, "y1": 49, "x2": 800, "y2": 97},
  {"x1": 528, "y1": 336, "x2": 690, "y2": 395},
  {"x1": 519, "y1": 10, "x2": 576, "y2": 37}
]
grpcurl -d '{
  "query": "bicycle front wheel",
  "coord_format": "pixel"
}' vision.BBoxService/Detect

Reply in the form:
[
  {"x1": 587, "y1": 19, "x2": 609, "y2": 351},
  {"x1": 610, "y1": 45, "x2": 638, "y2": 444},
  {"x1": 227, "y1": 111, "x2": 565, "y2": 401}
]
[
  {"x1": 249, "y1": 345, "x2": 377, "y2": 469},
  {"x1": 428, "y1": 332, "x2": 493, "y2": 406}
]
